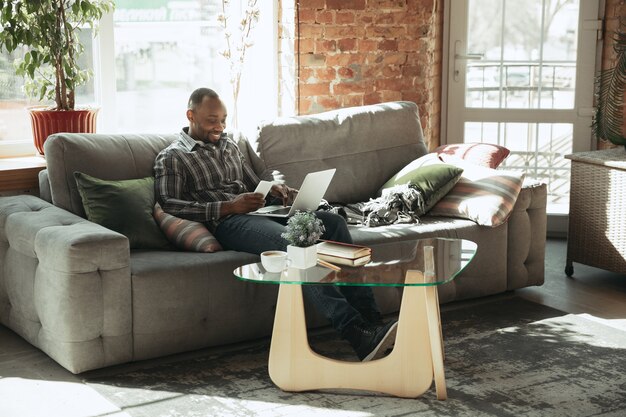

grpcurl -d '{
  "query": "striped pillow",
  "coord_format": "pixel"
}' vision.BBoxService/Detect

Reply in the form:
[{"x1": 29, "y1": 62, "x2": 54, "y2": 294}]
[
  {"x1": 435, "y1": 143, "x2": 510, "y2": 169},
  {"x1": 153, "y1": 203, "x2": 222, "y2": 252},
  {"x1": 429, "y1": 160, "x2": 524, "y2": 227}
]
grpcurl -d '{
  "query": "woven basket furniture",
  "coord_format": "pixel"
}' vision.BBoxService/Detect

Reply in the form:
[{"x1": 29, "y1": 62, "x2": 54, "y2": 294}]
[{"x1": 565, "y1": 148, "x2": 626, "y2": 276}]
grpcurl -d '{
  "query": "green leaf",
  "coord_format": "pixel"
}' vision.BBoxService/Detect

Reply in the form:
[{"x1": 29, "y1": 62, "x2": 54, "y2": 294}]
[{"x1": 39, "y1": 85, "x2": 46, "y2": 102}]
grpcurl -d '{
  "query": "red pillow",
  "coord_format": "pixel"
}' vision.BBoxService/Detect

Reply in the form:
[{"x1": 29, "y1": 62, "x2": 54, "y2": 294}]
[{"x1": 435, "y1": 143, "x2": 510, "y2": 169}]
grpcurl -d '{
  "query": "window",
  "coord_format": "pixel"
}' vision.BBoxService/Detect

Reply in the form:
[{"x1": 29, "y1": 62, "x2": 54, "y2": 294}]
[{"x1": 0, "y1": 0, "x2": 277, "y2": 157}]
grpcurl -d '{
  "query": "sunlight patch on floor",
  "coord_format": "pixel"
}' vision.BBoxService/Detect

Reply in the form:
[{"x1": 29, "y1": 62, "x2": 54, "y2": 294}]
[{"x1": 0, "y1": 377, "x2": 129, "y2": 417}]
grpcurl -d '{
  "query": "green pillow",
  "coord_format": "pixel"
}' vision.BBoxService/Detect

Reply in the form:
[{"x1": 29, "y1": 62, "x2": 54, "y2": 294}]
[
  {"x1": 379, "y1": 154, "x2": 464, "y2": 215},
  {"x1": 74, "y1": 172, "x2": 170, "y2": 249}
]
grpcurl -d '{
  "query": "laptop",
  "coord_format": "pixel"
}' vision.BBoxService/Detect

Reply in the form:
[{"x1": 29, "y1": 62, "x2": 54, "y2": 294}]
[{"x1": 248, "y1": 168, "x2": 336, "y2": 218}]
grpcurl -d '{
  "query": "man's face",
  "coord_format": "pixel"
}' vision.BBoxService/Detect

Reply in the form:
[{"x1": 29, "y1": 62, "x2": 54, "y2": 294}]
[{"x1": 187, "y1": 96, "x2": 227, "y2": 144}]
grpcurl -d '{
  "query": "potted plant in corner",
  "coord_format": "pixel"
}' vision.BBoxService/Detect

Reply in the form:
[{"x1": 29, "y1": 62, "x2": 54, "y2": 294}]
[
  {"x1": 0, "y1": 0, "x2": 114, "y2": 155},
  {"x1": 281, "y1": 211, "x2": 325, "y2": 269},
  {"x1": 592, "y1": 19, "x2": 625, "y2": 148}
]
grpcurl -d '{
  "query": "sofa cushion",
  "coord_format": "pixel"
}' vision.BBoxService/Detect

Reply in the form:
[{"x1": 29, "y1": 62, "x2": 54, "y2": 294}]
[
  {"x1": 435, "y1": 143, "x2": 510, "y2": 169},
  {"x1": 253, "y1": 101, "x2": 429, "y2": 203},
  {"x1": 428, "y1": 160, "x2": 525, "y2": 227},
  {"x1": 378, "y1": 153, "x2": 464, "y2": 215},
  {"x1": 153, "y1": 203, "x2": 222, "y2": 253},
  {"x1": 43, "y1": 131, "x2": 261, "y2": 217},
  {"x1": 74, "y1": 172, "x2": 170, "y2": 249}
]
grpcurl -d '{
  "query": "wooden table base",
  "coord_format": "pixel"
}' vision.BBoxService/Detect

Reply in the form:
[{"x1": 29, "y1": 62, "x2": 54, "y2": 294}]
[{"x1": 268, "y1": 270, "x2": 447, "y2": 399}]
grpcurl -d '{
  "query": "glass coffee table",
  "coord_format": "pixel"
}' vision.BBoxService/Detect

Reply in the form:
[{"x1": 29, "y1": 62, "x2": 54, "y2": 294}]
[{"x1": 233, "y1": 238, "x2": 477, "y2": 399}]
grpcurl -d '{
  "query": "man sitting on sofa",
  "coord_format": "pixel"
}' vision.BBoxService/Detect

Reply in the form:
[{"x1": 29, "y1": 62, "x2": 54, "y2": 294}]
[{"x1": 154, "y1": 87, "x2": 397, "y2": 361}]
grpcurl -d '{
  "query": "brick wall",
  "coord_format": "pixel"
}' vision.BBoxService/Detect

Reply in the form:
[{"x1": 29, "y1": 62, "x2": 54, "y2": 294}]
[
  {"x1": 286, "y1": 0, "x2": 620, "y2": 150},
  {"x1": 294, "y1": 0, "x2": 443, "y2": 149}
]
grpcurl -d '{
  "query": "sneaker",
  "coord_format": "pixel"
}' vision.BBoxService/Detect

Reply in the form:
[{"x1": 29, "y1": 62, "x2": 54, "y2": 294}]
[{"x1": 344, "y1": 320, "x2": 398, "y2": 361}]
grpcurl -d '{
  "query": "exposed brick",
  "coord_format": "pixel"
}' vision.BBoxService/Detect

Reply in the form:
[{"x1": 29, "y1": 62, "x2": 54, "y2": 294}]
[
  {"x1": 378, "y1": 39, "x2": 398, "y2": 51},
  {"x1": 337, "y1": 66, "x2": 355, "y2": 79},
  {"x1": 417, "y1": 24, "x2": 431, "y2": 37},
  {"x1": 299, "y1": 67, "x2": 315, "y2": 82},
  {"x1": 338, "y1": 38, "x2": 357, "y2": 51},
  {"x1": 299, "y1": 9, "x2": 316, "y2": 23},
  {"x1": 362, "y1": 64, "x2": 383, "y2": 78},
  {"x1": 316, "y1": 10, "x2": 334, "y2": 24},
  {"x1": 382, "y1": 66, "x2": 402, "y2": 77},
  {"x1": 401, "y1": 91, "x2": 422, "y2": 105},
  {"x1": 315, "y1": 40, "x2": 337, "y2": 53},
  {"x1": 299, "y1": 0, "x2": 325, "y2": 8},
  {"x1": 298, "y1": 97, "x2": 313, "y2": 114},
  {"x1": 326, "y1": 53, "x2": 366, "y2": 66},
  {"x1": 359, "y1": 12, "x2": 375, "y2": 24},
  {"x1": 341, "y1": 94, "x2": 364, "y2": 107},
  {"x1": 363, "y1": 91, "x2": 382, "y2": 105},
  {"x1": 364, "y1": 53, "x2": 386, "y2": 65},
  {"x1": 299, "y1": 39, "x2": 315, "y2": 54},
  {"x1": 375, "y1": 13, "x2": 395, "y2": 25},
  {"x1": 375, "y1": 78, "x2": 403, "y2": 90},
  {"x1": 324, "y1": 25, "x2": 363, "y2": 39},
  {"x1": 300, "y1": 53, "x2": 326, "y2": 67},
  {"x1": 333, "y1": 81, "x2": 367, "y2": 95},
  {"x1": 395, "y1": 11, "x2": 420, "y2": 24},
  {"x1": 379, "y1": 90, "x2": 403, "y2": 102},
  {"x1": 317, "y1": 95, "x2": 341, "y2": 109},
  {"x1": 300, "y1": 82, "x2": 331, "y2": 97},
  {"x1": 365, "y1": 26, "x2": 406, "y2": 38},
  {"x1": 358, "y1": 39, "x2": 379, "y2": 52},
  {"x1": 315, "y1": 67, "x2": 337, "y2": 81},
  {"x1": 383, "y1": 52, "x2": 407, "y2": 65},
  {"x1": 300, "y1": 25, "x2": 324, "y2": 38},
  {"x1": 335, "y1": 11, "x2": 355, "y2": 24},
  {"x1": 369, "y1": 0, "x2": 407, "y2": 8},
  {"x1": 293, "y1": 0, "x2": 444, "y2": 145},
  {"x1": 398, "y1": 39, "x2": 420, "y2": 51},
  {"x1": 402, "y1": 65, "x2": 422, "y2": 77},
  {"x1": 326, "y1": 0, "x2": 366, "y2": 10}
]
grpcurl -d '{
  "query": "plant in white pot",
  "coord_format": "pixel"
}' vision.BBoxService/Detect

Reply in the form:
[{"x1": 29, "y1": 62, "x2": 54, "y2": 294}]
[
  {"x1": 0, "y1": 0, "x2": 114, "y2": 154},
  {"x1": 281, "y1": 211, "x2": 325, "y2": 269}
]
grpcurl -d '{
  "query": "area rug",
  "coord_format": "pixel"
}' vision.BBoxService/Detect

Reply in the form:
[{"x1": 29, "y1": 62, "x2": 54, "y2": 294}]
[{"x1": 84, "y1": 297, "x2": 626, "y2": 417}]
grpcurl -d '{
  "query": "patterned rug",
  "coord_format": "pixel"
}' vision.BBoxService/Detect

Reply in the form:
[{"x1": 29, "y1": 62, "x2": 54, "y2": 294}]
[{"x1": 84, "y1": 297, "x2": 626, "y2": 417}]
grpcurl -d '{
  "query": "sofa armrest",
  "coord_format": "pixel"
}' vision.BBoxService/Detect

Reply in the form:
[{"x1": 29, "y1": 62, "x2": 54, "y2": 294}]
[
  {"x1": 506, "y1": 180, "x2": 547, "y2": 290},
  {"x1": 0, "y1": 195, "x2": 132, "y2": 373}
]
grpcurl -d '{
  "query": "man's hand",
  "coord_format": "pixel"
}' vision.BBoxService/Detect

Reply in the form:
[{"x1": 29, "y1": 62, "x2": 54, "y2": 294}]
[
  {"x1": 270, "y1": 184, "x2": 299, "y2": 206},
  {"x1": 221, "y1": 192, "x2": 265, "y2": 216}
]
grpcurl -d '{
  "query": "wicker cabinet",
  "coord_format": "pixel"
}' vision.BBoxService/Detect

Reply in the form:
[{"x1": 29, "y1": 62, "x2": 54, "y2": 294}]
[{"x1": 565, "y1": 148, "x2": 626, "y2": 276}]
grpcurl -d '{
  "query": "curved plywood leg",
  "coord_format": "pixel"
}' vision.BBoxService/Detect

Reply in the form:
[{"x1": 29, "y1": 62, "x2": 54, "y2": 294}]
[{"x1": 268, "y1": 277, "x2": 437, "y2": 398}]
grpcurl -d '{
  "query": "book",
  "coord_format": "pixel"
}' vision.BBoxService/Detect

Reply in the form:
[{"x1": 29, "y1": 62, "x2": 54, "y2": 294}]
[
  {"x1": 316, "y1": 240, "x2": 372, "y2": 259},
  {"x1": 318, "y1": 253, "x2": 371, "y2": 267}
]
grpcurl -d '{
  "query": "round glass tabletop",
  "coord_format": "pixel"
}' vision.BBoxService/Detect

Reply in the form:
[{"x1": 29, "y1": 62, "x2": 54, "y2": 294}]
[{"x1": 233, "y1": 238, "x2": 477, "y2": 287}]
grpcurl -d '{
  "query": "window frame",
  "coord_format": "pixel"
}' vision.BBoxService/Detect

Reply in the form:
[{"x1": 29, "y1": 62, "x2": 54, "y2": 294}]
[{"x1": 0, "y1": 0, "x2": 282, "y2": 157}]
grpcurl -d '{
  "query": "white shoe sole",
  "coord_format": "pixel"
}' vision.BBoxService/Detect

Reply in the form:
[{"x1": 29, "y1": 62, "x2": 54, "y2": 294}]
[{"x1": 362, "y1": 321, "x2": 398, "y2": 362}]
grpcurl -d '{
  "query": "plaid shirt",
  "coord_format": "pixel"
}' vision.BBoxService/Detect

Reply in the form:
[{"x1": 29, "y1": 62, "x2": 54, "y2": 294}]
[{"x1": 154, "y1": 129, "x2": 260, "y2": 229}]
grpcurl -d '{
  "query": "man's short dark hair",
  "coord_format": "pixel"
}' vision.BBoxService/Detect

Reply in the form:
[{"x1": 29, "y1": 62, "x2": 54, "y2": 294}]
[{"x1": 188, "y1": 88, "x2": 219, "y2": 110}]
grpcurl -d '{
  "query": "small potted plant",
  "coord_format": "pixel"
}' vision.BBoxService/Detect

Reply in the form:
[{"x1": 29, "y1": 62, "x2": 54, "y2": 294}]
[
  {"x1": 281, "y1": 211, "x2": 325, "y2": 269},
  {"x1": 0, "y1": 1, "x2": 114, "y2": 154}
]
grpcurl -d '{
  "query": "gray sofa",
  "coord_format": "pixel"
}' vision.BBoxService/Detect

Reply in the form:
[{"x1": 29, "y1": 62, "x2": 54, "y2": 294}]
[{"x1": 0, "y1": 101, "x2": 547, "y2": 374}]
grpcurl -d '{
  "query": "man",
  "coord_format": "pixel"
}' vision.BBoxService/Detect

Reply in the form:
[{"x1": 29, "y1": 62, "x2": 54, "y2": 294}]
[{"x1": 154, "y1": 87, "x2": 396, "y2": 361}]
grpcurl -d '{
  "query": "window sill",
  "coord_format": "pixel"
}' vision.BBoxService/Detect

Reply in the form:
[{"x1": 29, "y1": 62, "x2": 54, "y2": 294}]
[{"x1": 0, "y1": 156, "x2": 47, "y2": 192}]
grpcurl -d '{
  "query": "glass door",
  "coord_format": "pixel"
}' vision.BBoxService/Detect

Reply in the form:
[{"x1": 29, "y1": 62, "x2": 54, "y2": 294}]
[{"x1": 445, "y1": 0, "x2": 600, "y2": 232}]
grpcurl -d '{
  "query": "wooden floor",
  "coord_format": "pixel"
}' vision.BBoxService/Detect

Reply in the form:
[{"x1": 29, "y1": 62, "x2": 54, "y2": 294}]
[
  {"x1": 516, "y1": 238, "x2": 626, "y2": 320},
  {"x1": 0, "y1": 238, "x2": 625, "y2": 417}
]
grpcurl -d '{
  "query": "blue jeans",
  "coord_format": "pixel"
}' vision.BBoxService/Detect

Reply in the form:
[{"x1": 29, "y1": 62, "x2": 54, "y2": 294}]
[{"x1": 215, "y1": 211, "x2": 380, "y2": 335}]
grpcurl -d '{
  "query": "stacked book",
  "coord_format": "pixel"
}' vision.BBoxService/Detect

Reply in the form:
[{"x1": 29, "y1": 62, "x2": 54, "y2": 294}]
[{"x1": 316, "y1": 240, "x2": 372, "y2": 267}]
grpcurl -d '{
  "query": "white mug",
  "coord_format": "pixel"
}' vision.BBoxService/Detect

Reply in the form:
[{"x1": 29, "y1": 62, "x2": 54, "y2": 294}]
[{"x1": 260, "y1": 250, "x2": 288, "y2": 273}]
